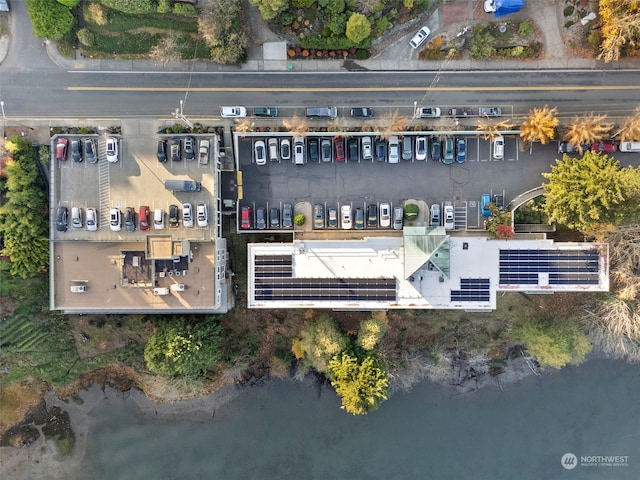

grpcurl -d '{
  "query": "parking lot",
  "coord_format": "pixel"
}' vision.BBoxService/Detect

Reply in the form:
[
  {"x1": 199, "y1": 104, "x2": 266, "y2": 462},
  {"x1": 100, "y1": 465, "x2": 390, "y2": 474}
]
[{"x1": 237, "y1": 132, "x2": 543, "y2": 232}]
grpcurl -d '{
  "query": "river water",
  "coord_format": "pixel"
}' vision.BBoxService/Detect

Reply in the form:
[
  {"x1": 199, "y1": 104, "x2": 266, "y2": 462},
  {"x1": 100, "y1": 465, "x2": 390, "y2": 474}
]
[{"x1": 76, "y1": 359, "x2": 639, "y2": 480}]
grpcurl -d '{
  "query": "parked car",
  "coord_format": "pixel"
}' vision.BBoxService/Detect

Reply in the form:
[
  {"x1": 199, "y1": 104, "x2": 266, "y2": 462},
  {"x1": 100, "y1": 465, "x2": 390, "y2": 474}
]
[
  {"x1": 388, "y1": 136, "x2": 400, "y2": 163},
  {"x1": 443, "y1": 137, "x2": 455, "y2": 164},
  {"x1": 294, "y1": 137, "x2": 305, "y2": 165},
  {"x1": 153, "y1": 208, "x2": 164, "y2": 230},
  {"x1": 484, "y1": 0, "x2": 496, "y2": 13},
  {"x1": 456, "y1": 137, "x2": 466, "y2": 163},
  {"x1": 268, "y1": 138, "x2": 279, "y2": 162},
  {"x1": 314, "y1": 204, "x2": 324, "y2": 229},
  {"x1": 56, "y1": 206, "x2": 68, "y2": 232},
  {"x1": 71, "y1": 139, "x2": 82, "y2": 162},
  {"x1": 448, "y1": 108, "x2": 473, "y2": 117},
  {"x1": 361, "y1": 137, "x2": 373, "y2": 161},
  {"x1": 334, "y1": 136, "x2": 345, "y2": 162},
  {"x1": 354, "y1": 208, "x2": 365, "y2": 229},
  {"x1": 341, "y1": 205, "x2": 352, "y2": 229},
  {"x1": 72, "y1": 207, "x2": 83, "y2": 228},
  {"x1": 430, "y1": 137, "x2": 442, "y2": 162},
  {"x1": 558, "y1": 141, "x2": 588, "y2": 154},
  {"x1": 270, "y1": 208, "x2": 280, "y2": 228},
  {"x1": 493, "y1": 193, "x2": 504, "y2": 211},
  {"x1": 196, "y1": 202, "x2": 208, "y2": 227},
  {"x1": 308, "y1": 138, "x2": 320, "y2": 162},
  {"x1": 350, "y1": 107, "x2": 374, "y2": 117},
  {"x1": 321, "y1": 138, "x2": 332, "y2": 162},
  {"x1": 254, "y1": 139, "x2": 266, "y2": 165},
  {"x1": 198, "y1": 139, "x2": 210, "y2": 165},
  {"x1": 417, "y1": 107, "x2": 441, "y2": 118},
  {"x1": 430, "y1": 204, "x2": 441, "y2": 227},
  {"x1": 139, "y1": 206, "x2": 150, "y2": 231},
  {"x1": 327, "y1": 207, "x2": 338, "y2": 228},
  {"x1": 493, "y1": 136, "x2": 505, "y2": 159},
  {"x1": 86, "y1": 207, "x2": 98, "y2": 231},
  {"x1": 415, "y1": 136, "x2": 427, "y2": 161},
  {"x1": 220, "y1": 106, "x2": 247, "y2": 118},
  {"x1": 106, "y1": 137, "x2": 119, "y2": 163},
  {"x1": 410, "y1": 25, "x2": 431, "y2": 49},
  {"x1": 282, "y1": 204, "x2": 293, "y2": 228},
  {"x1": 256, "y1": 207, "x2": 266, "y2": 229},
  {"x1": 379, "y1": 203, "x2": 391, "y2": 228},
  {"x1": 347, "y1": 137, "x2": 359, "y2": 162},
  {"x1": 367, "y1": 204, "x2": 378, "y2": 228},
  {"x1": 240, "y1": 206, "x2": 252, "y2": 229},
  {"x1": 109, "y1": 208, "x2": 121, "y2": 231},
  {"x1": 55, "y1": 137, "x2": 68, "y2": 161},
  {"x1": 170, "y1": 138, "x2": 181, "y2": 161},
  {"x1": 254, "y1": 106, "x2": 278, "y2": 117},
  {"x1": 479, "y1": 107, "x2": 502, "y2": 117},
  {"x1": 591, "y1": 142, "x2": 618, "y2": 153},
  {"x1": 375, "y1": 138, "x2": 387, "y2": 162},
  {"x1": 84, "y1": 138, "x2": 97, "y2": 163},
  {"x1": 168, "y1": 204, "x2": 179, "y2": 228},
  {"x1": 182, "y1": 203, "x2": 194, "y2": 228},
  {"x1": 393, "y1": 206, "x2": 403, "y2": 230},
  {"x1": 156, "y1": 140, "x2": 167, "y2": 163},
  {"x1": 280, "y1": 138, "x2": 291, "y2": 161},
  {"x1": 124, "y1": 207, "x2": 136, "y2": 232},
  {"x1": 481, "y1": 194, "x2": 492, "y2": 216},
  {"x1": 402, "y1": 136, "x2": 413, "y2": 161},
  {"x1": 443, "y1": 201, "x2": 454, "y2": 230},
  {"x1": 183, "y1": 136, "x2": 195, "y2": 161}
]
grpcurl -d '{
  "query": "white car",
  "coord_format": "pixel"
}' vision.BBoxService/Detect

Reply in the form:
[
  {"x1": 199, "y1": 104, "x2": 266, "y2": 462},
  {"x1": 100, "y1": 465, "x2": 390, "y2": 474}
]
[
  {"x1": 293, "y1": 137, "x2": 305, "y2": 165},
  {"x1": 388, "y1": 136, "x2": 399, "y2": 163},
  {"x1": 86, "y1": 207, "x2": 98, "y2": 231},
  {"x1": 197, "y1": 202, "x2": 208, "y2": 227},
  {"x1": 379, "y1": 203, "x2": 391, "y2": 228},
  {"x1": 220, "y1": 106, "x2": 247, "y2": 118},
  {"x1": 361, "y1": 137, "x2": 373, "y2": 161},
  {"x1": 106, "y1": 137, "x2": 119, "y2": 163},
  {"x1": 280, "y1": 138, "x2": 291, "y2": 161},
  {"x1": 493, "y1": 136, "x2": 505, "y2": 159},
  {"x1": 109, "y1": 208, "x2": 121, "y2": 231},
  {"x1": 415, "y1": 136, "x2": 427, "y2": 160},
  {"x1": 153, "y1": 208, "x2": 164, "y2": 230},
  {"x1": 410, "y1": 26, "x2": 431, "y2": 49},
  {"x1": 254, "y1": 140, "x2": 266, "y2": 165},
  {"x1": 444, "y1": 201, "x2": 454, "y2": 230},
  {"x1": 182, "y1": 203, "x2": 194, "y2": 228},
  {"x1": 341, "y1": 205, "x2": 352, "y2": 229},
  {"x1": 484, "y1": 0, "x2": 496, "y2": 13}
]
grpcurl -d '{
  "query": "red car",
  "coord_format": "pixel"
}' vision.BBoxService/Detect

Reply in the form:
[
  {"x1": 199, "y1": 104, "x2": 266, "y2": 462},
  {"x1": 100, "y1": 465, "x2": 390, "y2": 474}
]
[
  {"x1": 55, "y1": 137, "x2": 68, "y2": 161},
  {"x1": 334, "y1": 136, "x2": 345, "y2": 162},
  {"x1": 138, "y1": 206, "x2": 150, "y2": 231},
  {"x1": 241, "y1": 206, "x2": 252, "y2": 229},
  {"x1": 591, "y1": 143, "x2": 618, "y2": 153}
]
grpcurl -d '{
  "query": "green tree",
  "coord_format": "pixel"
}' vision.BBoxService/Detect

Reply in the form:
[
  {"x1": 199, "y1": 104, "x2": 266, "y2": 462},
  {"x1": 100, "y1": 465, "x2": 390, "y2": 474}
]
[
  {"x1": 25, "y1": 0, "x2": 75, "y2": 40},
  {"x1": 144, "y1": 317, "x2": 222, "y2": 377},
  {"x1": 0, "y1": 137, "x2": 49, "y2": 279},
  {"x1": 328, "y1": 352, "x2": 388, "y2": 415},
  {"x1": 57, "y1": 0, "x2": 81, "y2": 6},
  {"x1": 250, "y1": 0, "x2": 289, "y2": 20},
  {"x1": 295, "y1": 314, "x2": 348, "y2": 373},
  {"x1": 357, "y1": 312, "x2": 388, "y2": 350},
  {"x1": 345, "y1": 13, "x2": 371, "y2": 44},
  {"x1": 198, "y1": 0, "x2": 247, "y2": 64},
  {"x1": 542, "y1": 151, "x2": 639, "y2": 231}
]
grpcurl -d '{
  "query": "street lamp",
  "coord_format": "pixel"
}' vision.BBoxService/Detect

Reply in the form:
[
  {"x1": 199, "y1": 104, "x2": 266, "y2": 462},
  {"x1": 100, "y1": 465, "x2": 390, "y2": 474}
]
[
  {"x1": 413, "y1": 101, "x2": 417, "y2": 119},
  {"x1": 171, "y1": 99, "x2": 194, "y2": 129},
  {"x1": 0, "y1": 101, "x2": 5, "y2": 139}
]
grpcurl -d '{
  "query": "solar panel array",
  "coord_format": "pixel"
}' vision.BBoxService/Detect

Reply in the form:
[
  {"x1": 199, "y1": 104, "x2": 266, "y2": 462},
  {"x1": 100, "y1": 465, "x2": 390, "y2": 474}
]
[
  {"x1": 254, "y1": 255, "x2": 397, "y2": 302},
  {"x1": 499, "y1": 249, "x2": 600, "y2": 285},
  {"x1": 451, "y1": 278, "x2": 490, "y2": 302}
]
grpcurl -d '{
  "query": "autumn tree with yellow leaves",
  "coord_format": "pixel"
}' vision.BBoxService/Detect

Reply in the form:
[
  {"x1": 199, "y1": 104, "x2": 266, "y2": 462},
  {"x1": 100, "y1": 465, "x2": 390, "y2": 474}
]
[
  {"x1": 598, "y1": 0, "x2": 640, "y2": 63},
  {"x1": 520, "y1": 105, "x2": 559, "y2": 145}
]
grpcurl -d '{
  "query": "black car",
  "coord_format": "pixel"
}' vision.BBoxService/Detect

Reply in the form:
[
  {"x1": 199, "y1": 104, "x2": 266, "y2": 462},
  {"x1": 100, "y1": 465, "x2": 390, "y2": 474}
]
[
  {"x1": 156, "y1": 140, "x2": 167, "y2": 162},
  {"x1": 183, "y1": 136, "x2": 195, "y2": 161},
  {"x1": 350, "y1": 107, "x2": 374, "y2": 117},
  {"x1": 124, "y1": 207, "x2": 136, "y2": 232},
  {"x1": 367, "y1": 204, "x2": 378, "y2": 228},
  {"x1": 347, "y1": 137, "x2": 359, "y2": 162},
  {"x1": 493, "y1": 194, "x2": 504, "y2": 211},
  {"x1": 448, "y1": 107, "x2": 473, "y2": 117},
  {"x1": 270, "y1": 208, "x2": 280, "y2": 228},
  {"x1": 254, "y1": 107, "x2": 278, "y2": 117},
  {"x1": 84, "y1": 138, "x2": 97, "y2": 163},
  {"x1": 170, "y1": 139, "x2": 181, "y2": 161},
  {"x1": 56, "y1": 206, "x2": 68, "y2": 232},
  {"x1": 307, "y1": 138, "x2": 319, "y2": 162},
  {"x1": 430, "y1": 137, "x2": 442, "y2": 162},
  {"x1": 70, "y1": 139, "x2": 82, "y2": 162},
  {"x1": 168, "y1": 204, "x2": 179, "y2": 228},
  {"x1": 375, "y1": 138, "x2": 387, "y2": 162}
]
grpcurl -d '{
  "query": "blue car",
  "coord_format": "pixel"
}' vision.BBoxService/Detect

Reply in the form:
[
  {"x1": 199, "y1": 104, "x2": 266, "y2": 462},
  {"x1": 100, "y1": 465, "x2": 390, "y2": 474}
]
[
  {"x1": 481, "y1": 194, "x2": 492, "y2": 216},
  {"x1": 456, "y1": 138, "x2": 466, "y2": 163}
]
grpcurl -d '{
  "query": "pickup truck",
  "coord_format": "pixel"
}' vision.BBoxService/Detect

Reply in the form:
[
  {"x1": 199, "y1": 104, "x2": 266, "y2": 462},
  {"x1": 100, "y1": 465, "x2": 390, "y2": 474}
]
[{"x1": 198, "y1": 140, "x2": 210, "y2": 165}]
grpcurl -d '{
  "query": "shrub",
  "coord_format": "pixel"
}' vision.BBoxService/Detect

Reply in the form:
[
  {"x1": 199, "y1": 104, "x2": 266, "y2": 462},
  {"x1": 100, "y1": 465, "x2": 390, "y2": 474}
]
[
  {"x1": 404, "y1": 203, "x2": 418, "y2": 221},
  {"x1": 76, "y1": 28, "x2": 95, "y2": 47},
  {"x1": 354, "y1": 48, "x2": 368, "y2": 59},
  {"x1": 25, "y1": 0, "x2": 75, "y2": 40},
  {"x1": 375, "y1": 16, "x2": 391, "y2": 34},
  {"x1": 326, "y1": 13, "x2": 346, "y2": 36},
  {"x1": 57, "y1": 0, "x2": 81, "y2": 6},
  {"x1": 403, "y1": 0, "x2": 413, "y2": 8},
  {"x1": 517, "y1": 20, "x2": 534, "y2": 37},
  {"x1": 294, "y1": 213, "x2": 306, "y2": 226},
  {"x1": 345, "y1": 12, "x2": 371, "y2": 44},
  {"x1": 85, "y1": 3, "x2": 108, "y2": 25},
  {"x1": 563, "y1": 5, "x2": 574, "y2": 17},
  {"x1": 173, "y1": 2, "x2": 196, "y2": 15},
  {"x1": 295, "y1": 314, "x2": 348, "y2": 373},
  {"x1": 100, "y1": 0, "x2": 156, "y2": 14},
  {"x1": 156, "y1": 0, "x2": 172, "y2": 13},
  {"x1": 471, "y1": 29, "x2": 496, "y2": 59},
  {"x1": 251, "y1": 0, "x2": 289, "y2": 18},
  {"x1": 325, "y1": 0, "x2": 345, "y2": 15},
  {"x1": 280, "y1": 11, "x2": 294, "y2": 26},
  {"x1": 357, "y1": 313, "x2": 388, "y2": 350}
]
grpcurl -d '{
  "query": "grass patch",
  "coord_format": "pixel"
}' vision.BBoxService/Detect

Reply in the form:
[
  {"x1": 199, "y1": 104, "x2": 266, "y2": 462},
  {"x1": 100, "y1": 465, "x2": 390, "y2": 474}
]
[
  {"x1": 0, "y1": 381, "x2": 46, "y2": 430},
  {"x1": 98, "y1": 10, "x2": 198, "y2": 32},
  {"x1": 84, "y1": 30, "x2": 160, "y2": 55},
  {"x1": 0, "y1": 16, "x2": 9, "y2": 36},
  {"x1": 52, "y1": 435, "x2": 75, "y2": 457}
]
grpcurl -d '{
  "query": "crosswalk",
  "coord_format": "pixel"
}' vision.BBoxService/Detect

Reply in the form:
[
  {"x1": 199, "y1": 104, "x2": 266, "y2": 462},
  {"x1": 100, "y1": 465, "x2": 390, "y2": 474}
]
[{"x1": 98, "y1": 138, "x2": 111, "y2": 226}]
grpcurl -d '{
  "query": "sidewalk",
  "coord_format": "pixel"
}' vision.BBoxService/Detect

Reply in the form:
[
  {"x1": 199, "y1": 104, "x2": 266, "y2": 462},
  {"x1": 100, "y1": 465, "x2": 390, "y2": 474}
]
[{"x1": 0, "y1": 0, "x2": 637, "y2": 72}]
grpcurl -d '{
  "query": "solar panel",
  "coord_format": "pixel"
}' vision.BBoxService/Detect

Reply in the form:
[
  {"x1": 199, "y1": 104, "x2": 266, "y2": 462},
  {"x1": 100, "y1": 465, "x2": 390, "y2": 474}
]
[
  {"x1": 499, "y1": 249, "x2": 600, "y2": 286},
  {"x1": 451, "y1": 278, "x2": 491, "y2": 302}
]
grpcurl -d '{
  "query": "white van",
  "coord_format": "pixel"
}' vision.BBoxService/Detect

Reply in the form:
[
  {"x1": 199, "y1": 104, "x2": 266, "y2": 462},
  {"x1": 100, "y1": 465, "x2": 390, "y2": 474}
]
[
  {"x1": 153, "y1": 287, "x2": 170, "y2": 296},
  {"x1": 620, "y1": 142, "x2": 640, "y2": 153},
  {"x1": 493, "y1": 136, "x2": 504, "y2": 159}
]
